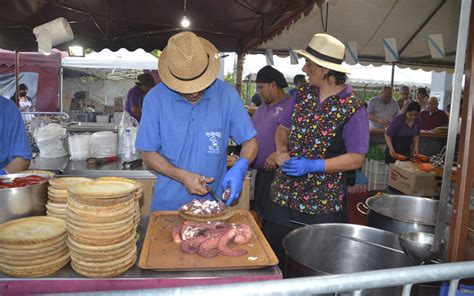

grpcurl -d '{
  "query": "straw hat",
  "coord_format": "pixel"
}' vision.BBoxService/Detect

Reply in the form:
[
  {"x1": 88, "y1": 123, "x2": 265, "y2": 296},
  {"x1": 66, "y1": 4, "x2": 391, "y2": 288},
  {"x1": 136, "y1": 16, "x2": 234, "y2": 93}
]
[
  {"x1": 158, "y1": 32, "x2": 220, "y2": 94},
  {"x1": 294, "y1": 33, "x2": 349, "y2": 73}
]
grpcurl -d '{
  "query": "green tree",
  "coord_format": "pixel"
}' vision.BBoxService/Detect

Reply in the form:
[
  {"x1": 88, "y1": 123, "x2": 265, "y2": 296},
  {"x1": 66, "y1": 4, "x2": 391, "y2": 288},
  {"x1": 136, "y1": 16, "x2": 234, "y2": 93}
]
[{"x1": 150, "y1": 49, "x2": 161, "y2": 58}]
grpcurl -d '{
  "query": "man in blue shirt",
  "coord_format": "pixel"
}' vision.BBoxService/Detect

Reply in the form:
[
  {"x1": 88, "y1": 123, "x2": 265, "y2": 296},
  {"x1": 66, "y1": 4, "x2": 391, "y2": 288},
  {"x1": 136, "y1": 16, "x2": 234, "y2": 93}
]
[
  {"x1": 0, "y1": 96, "x2": 32, "y2": 174},
  {"x1": 136, "y1": 32, "x2": 258, "y2": 211}
]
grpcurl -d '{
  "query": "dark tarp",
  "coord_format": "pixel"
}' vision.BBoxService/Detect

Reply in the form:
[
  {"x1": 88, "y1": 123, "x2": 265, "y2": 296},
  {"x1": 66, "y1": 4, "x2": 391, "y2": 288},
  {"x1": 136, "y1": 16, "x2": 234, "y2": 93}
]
[{"x1": 0, "y1": 0, "x2": 315, "y2": 53}]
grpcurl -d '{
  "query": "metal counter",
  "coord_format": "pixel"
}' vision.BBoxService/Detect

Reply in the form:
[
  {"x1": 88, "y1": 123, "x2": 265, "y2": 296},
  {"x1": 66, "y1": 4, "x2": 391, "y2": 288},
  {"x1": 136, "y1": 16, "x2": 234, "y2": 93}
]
[
  {"x1": 0, "y1": 216, "x2": 282, "y2": 294},
  {"x1": 29, "y1": 157, "x2": 157, "y2": 178}
]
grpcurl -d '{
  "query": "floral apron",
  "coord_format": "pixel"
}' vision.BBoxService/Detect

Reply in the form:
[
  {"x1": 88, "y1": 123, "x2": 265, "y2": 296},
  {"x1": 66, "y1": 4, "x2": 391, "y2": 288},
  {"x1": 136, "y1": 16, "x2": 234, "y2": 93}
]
[{"x1": 270, "y1": 85, "x2": 364, "y2": 215}]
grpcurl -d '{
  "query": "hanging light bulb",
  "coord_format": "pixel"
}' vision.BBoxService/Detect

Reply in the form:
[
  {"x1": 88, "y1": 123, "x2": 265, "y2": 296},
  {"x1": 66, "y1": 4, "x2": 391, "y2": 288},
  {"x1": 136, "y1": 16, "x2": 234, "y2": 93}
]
[
  {"x1": 181, "y1": 15, "x2": 190, "y2": 28},
  {"x1": 180, "y1": 0, "x2": 191, "y2": 28}
]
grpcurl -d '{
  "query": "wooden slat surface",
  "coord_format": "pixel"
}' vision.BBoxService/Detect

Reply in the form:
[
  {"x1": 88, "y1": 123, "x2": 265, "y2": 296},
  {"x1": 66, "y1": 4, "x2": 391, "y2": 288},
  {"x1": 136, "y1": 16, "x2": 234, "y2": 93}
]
[{"x1": 138, "y1": 210, "x2": 278, "y2": 271}]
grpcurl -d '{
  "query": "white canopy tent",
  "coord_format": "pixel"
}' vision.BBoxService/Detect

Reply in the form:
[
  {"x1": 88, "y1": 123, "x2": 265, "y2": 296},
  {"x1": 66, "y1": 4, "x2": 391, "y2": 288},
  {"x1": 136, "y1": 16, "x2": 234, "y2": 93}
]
[
  {"x1": 259, "y1": 0, "x2": 460, "y2": 72},
  {"x1": 60, "y1": 48, "x2": 158, "y2": 110}
]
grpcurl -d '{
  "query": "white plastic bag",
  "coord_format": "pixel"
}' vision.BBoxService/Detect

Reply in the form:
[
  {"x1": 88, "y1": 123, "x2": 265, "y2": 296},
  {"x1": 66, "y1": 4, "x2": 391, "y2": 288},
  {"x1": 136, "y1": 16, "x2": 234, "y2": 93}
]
[{"x1": 34, "y1": 123, "x2": 68, "y2": 158}]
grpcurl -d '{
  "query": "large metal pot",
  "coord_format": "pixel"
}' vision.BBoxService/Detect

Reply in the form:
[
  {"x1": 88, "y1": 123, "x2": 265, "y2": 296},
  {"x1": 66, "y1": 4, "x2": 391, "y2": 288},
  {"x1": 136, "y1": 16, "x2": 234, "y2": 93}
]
[
  {"x1": 358, "y1": 194, "x2": 451, "y2": 239},
  {"x1": 0, "y1": 173, "x2": 51, "y2": 223},
  {"x1": 283, "y1": 223, "x2": 418, "y2": 296}
]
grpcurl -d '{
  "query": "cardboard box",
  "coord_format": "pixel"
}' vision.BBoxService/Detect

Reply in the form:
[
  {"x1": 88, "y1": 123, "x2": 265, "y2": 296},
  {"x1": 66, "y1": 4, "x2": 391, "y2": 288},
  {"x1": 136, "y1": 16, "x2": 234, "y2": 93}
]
[{"x1": 388, "y1": 163, "x2": 439, "y2": 196}]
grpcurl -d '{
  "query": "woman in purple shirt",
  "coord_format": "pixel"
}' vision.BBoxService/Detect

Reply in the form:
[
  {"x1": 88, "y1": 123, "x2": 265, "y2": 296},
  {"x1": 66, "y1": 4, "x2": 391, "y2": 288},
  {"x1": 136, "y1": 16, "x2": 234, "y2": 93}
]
[{"x1": 384, "y1": 102, "x2": 421, "y2": 163}]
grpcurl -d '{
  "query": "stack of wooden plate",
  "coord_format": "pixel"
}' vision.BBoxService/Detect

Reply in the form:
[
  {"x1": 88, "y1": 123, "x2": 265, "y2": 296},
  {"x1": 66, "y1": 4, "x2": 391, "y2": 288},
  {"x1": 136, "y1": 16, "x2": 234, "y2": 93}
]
[
  {"x1": 97, "y1": 176, "x2": 142, "y2": 230},
  {"x1": 0, "y1": 216, "x2": 69, "y2": 277},
  {"x1": 47, "y1": 177, "x2": 92, "y2": 220},
  {"x1": 66, "y1": 180, "x2": 139, "y2": 277}
]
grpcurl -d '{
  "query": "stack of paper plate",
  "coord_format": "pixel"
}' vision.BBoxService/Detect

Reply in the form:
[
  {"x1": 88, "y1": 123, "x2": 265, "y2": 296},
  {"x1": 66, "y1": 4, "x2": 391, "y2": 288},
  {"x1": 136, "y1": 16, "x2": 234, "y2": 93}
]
[
  {"x1": 66, "y1": 180, "x2": 138, "y2": 277},
  {"x1": 47, "y1": 177, "x2": 92, "y2": 220},
  {"x1": 0, "y1": 216, "x2": 69, "y2": 277},
  {"x1": 97, "y1": 176, "x2": 142, "y2": 230}
]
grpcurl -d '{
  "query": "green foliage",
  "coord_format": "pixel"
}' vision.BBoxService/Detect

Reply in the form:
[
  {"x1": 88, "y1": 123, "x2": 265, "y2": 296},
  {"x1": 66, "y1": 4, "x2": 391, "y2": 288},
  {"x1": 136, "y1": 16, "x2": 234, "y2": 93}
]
[
  {"x1": 150, "y1": 49, "x2": 161, "y2": 58},
  {"x1": 366, "y1": 145, "x2": 385, "y2": 161},
  {"x1": 224, "y1": 72, "x2": 255, "y2": 105}
]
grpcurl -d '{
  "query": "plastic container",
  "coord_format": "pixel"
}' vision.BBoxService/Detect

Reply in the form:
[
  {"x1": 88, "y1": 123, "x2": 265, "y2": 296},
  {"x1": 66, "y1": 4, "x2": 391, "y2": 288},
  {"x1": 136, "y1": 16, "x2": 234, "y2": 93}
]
[
  {"x1": 368, "y1": 180, "x2": 387, "y2": 191},
  {"x1": 96, "y1": 115, "x2": 110, "y2": 123},
  {"x1": 122, "y1": 128, "x2": 132, "y2": 161},
  {"x1": 90, "y1": 131, "x2": 117, "y2": 158},
  {"x1": 369, "y1": 159, "x2": 388, "y2": 174},
  {"x1": 68, "y1": 134, "x2": 90, "y2": 161}
]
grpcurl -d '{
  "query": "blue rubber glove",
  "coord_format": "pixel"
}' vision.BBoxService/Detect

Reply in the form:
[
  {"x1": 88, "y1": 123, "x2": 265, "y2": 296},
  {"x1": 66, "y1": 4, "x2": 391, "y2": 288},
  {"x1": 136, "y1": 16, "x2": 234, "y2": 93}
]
[
  {"x1": 0, "y1": 169, "x2": 7, "y2": 176},
  {"x1": 282, "y1": 157, "x2": 325, "y2": 177},
  {"x1": 221, "y1": 157, "x2": 249, "y2": 206}
]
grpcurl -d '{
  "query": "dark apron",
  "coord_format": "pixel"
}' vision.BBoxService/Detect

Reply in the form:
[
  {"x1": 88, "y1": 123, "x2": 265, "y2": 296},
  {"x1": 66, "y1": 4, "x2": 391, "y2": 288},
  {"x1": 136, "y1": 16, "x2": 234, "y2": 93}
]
[{"x1": 385, "y1": 135, "x2": 412, "y2": 164}]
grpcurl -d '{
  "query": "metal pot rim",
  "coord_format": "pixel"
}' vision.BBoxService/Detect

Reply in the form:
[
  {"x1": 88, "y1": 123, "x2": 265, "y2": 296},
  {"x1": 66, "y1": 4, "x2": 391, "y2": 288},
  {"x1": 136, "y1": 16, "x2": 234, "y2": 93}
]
[
  {"x1": 0, "y1": 173, "x2": 51, "y2": 191},
  {"x1": 365, "y1": 194, "x2": 451, "y2": 226}
]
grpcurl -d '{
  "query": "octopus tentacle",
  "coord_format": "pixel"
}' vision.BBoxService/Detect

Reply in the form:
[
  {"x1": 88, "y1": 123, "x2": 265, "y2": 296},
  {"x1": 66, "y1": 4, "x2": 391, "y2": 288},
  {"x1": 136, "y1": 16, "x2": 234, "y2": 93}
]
[
  {"x1": 181, "y1": 236, "x2": 208, "y2": 254},
  {"x1": 197, "y1": 236, "x2": 220, "y2": 258},
  {"x1": 234, "y1": 224, "x2": 252, "y2": 244},
  {"x1": 218, "y1": 228, "x2": 247, "y2": 257}
]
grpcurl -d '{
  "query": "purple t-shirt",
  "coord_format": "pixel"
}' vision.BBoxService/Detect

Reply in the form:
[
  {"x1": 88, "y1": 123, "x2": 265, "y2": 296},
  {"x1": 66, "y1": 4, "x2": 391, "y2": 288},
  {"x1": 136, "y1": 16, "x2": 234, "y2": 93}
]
[
  {"x1": 386, "y1": 114, "x2": 421, "y2": 137},
  {"x1": 279, "y1": 85, "x2": 369, "y2": 154},
  {"x1": 125, "y1": 85, "x2": 145, "y2": 121},
  {"x1": 251, "y1": 96, "x2": 296, "y2": 169}
]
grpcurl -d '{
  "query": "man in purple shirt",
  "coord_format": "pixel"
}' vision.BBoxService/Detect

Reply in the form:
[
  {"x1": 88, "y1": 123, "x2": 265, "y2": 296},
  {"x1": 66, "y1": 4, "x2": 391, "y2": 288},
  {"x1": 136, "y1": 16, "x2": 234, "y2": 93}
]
[
  {"x1": 251, "y1": 66, "x2": 296, "y2": 219},
  {"x1": 125, "y1": 73, "x2": 156, "y2": 122}
]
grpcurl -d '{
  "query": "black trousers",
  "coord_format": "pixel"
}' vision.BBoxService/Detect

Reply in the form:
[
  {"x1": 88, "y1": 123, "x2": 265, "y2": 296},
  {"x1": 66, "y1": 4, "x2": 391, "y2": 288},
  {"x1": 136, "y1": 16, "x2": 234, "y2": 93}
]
[
  {"x1": 251, "y1": 169, "x2": 275, "y2": 220},
  {"x1": 262, "y1": 201, "x2": 346, "y2": 275}
]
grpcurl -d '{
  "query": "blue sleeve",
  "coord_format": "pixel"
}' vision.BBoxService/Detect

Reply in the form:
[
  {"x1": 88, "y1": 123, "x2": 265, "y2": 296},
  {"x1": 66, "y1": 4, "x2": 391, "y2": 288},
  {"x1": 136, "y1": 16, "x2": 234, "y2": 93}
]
[
  {"x1": 228, "y1": 88, "x2": 256, "y2": 144},
  {"x1": 7, "y1": 100, "x2": 32, "y2": 161},
  {"x1": 135, "y1": 89, "x2": 161, "y2": 152}
]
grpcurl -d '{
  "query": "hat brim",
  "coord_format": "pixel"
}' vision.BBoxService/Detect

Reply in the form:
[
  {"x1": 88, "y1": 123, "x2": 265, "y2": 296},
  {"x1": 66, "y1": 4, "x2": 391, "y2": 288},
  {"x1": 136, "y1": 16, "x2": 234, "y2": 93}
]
[
  {"x1": 158, "y1": 37, "x2": 220, "y2": 94},
  {"x1": 294, "y1": 49, "x2": 349, "y2": 74}
]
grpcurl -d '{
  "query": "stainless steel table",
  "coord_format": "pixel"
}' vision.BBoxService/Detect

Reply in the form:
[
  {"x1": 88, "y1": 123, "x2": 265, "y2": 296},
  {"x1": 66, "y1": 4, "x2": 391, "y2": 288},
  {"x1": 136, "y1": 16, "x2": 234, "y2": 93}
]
[{"x1": 0, "y1": 216, "x2": 282, "y2": 294}]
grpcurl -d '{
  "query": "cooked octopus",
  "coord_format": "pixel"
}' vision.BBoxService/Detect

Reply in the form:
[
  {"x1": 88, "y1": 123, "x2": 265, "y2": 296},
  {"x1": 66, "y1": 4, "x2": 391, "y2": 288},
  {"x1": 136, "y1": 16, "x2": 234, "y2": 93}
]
[{"x1": 172, "y1": 221, "x2": 253, "y2": 258}]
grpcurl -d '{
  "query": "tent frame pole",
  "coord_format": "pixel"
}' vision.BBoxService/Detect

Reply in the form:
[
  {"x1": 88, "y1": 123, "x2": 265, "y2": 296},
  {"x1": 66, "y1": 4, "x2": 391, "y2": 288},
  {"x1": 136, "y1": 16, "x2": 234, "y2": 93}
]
[{"x1": 448, "y1": 0, "x2": 474, "y2": 262}]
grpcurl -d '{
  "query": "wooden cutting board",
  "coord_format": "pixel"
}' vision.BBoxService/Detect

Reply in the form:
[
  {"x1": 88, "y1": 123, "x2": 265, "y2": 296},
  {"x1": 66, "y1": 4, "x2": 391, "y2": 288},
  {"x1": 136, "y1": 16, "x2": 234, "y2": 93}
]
[{"x1": 138, "y1": 210, "x2": 278, "y2": 271}]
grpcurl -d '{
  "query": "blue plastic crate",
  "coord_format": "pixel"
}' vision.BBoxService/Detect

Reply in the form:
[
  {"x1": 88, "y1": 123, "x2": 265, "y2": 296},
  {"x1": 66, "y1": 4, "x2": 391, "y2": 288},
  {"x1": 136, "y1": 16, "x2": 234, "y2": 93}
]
[{"x1": 440, "y1": 281, "x2": 474, "y2": 295}]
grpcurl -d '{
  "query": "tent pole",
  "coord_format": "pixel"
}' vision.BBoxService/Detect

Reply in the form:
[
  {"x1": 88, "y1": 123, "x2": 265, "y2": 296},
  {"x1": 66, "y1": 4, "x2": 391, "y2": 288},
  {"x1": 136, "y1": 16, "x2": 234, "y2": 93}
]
[
  {"x1": 14, "y1": 50, "x2": 19, "y2": 105},
  {"x1": 448, "y1": 0, "x2": 474, "y2": 262},
  {"x1": 60, "y1": 67, "x2": 64, "y2": 112},
  {"x1": 235, "y1": 53, "x2": 245, "y2": 97},
  {"x1": 390, "y1": 63, "x2": 395, "y2": 88}
]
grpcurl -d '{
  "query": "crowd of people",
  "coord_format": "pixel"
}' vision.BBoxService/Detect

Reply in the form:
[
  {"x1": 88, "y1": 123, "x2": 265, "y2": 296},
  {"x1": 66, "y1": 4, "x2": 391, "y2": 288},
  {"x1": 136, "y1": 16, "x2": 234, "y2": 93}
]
[{"x1": 367, "y1": 85, "x2": 449, "y2": 163}]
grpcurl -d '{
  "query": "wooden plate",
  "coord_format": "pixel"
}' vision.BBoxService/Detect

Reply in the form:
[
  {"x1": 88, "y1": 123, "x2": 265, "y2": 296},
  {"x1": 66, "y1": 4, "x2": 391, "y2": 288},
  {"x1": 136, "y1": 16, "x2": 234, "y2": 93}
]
[
  {"x1": 68, "y1": 180, "x2": 138, "y2": 198},
  {"x1": 49, "y1": 177, "x2": 93, "y2": 190},
  {"x1": 138, "y1": 210, "x2": 278, "y2": 271},
  {"x1": 0, "y1": 216, "x2": 66, "y2": 245}
]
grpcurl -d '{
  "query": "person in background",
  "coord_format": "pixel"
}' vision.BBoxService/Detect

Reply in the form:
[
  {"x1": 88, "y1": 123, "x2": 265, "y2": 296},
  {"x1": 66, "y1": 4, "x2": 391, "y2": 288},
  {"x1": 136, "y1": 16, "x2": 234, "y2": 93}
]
[
  {"x1": 125, "y1": 73, "x2": 156, "y2": 122},
  {"x1": 416, "y1": 87, "x2": 429, "y2": 112},
  {"x1": 136, "y1": 32, "x2": 258, "y2": 211},
  {"x1": 266, "y1": 33, "x2": 369, "y2": 266},
  {"x1": 10, "y1": 83, "x2": 34, "y2": 121},
  {"x1": 250, "y1": 65, "x2": 295, "y2": 220},
  {"x1": 0, "y1": 96, "x2": 32, "y2": 174},
  {"x1": 250, "y1": 91, "x2": 262, "y2": 107},
  {"x1": 367, "y1": 86, "x2": 400, "y2": 128},
  {"x1": 398, "y1": 85, "x2": 411, "y2": 113},
  {"x1": 288, "y1": 74, "x2": 307, "y2": 97},
  {"x1": 420, "y1": 97, "x2": 449, "y2": 130},
  {"x1": 384, "y1": 102, "x2": 421, "y2": 164}
]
